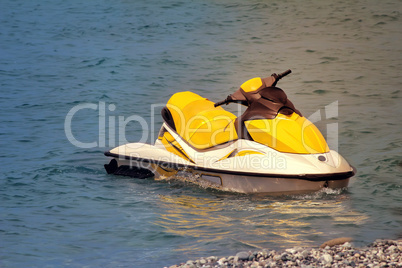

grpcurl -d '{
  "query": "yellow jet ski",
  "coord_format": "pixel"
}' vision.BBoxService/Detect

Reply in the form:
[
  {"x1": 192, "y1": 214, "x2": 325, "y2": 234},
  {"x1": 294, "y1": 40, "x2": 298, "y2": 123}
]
[{"x1": 104, "y1": 70, "x2": 355, "y2": 194}]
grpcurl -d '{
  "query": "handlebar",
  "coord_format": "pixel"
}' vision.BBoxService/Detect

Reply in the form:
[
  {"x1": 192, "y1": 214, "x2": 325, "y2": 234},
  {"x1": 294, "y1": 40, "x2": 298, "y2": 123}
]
[
  {"x1": 214, "y1": 95, "x2": 232, "y2": 107},
  {"x1": 214, "y1": 99, "x2": 228, "y2": 107},
  {"x1": 214, "y1": 69, "x2": 292, "y2": 107},
  {"x1": 273, "y1": 69, "x2": 292, "y2": 82}
]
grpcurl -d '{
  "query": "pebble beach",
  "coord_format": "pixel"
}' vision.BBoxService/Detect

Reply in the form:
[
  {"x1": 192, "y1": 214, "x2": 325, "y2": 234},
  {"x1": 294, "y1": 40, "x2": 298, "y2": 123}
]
[{"x1": 167, "y1": 239, "x2": 402, "y2": 268}]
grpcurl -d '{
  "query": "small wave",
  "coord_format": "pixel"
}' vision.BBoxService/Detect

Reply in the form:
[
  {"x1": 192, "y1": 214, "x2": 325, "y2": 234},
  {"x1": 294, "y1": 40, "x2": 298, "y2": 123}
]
[
  {"x1": 303, "y1": 80, "x2": 323, "y2": 84},
  {"x1": 80, "y1": 58, "x2": 109, "y2": 68},
  {"x1": 291, "y1": 187, "x2": 346, "y2": 200},
  {"x1": 156, "y1": 172, "x2": 223, "y2": 192},
  {"x1": 99, "y1": 94, "x2": 111, "y2": 100},
  {"x1": 373, "y1": 13, "x2": 399, "y2": 22},
  {"x1": 320, "y1": 57, "x2": 339, "y2": 61},
  {"x1": 366, "y1": 93, "x2": 381, "y2": 97},
  {"x1": 17, "y1": 139, "x2": 32, "y2": 143},
  {"x1": 313, "y1": 89, "x2": 328, "y2": 94},
  {"x1": 14, "y1": 103, "x2": 44, "y2": 109},
  {"x1": 248, "y1": 3, "x2": 269, "y2": 10}
]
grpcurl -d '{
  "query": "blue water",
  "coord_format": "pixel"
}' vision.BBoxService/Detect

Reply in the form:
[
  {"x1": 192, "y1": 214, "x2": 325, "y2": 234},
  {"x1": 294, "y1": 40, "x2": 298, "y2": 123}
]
[{"x1": 1, "y1": 0, "x2": 401, "y2": 267}]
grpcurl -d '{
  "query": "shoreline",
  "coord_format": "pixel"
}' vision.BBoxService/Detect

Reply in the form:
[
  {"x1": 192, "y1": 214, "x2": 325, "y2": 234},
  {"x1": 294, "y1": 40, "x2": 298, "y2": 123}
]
[{"x1": 166, "y1": 239, "x2": 402, "y2": 268}]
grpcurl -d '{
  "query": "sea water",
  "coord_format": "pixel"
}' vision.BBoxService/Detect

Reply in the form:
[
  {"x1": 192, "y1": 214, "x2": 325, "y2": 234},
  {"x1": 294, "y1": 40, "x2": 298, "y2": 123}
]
[{"x1": 0, "y1": 0, "x2": 401, "y2": 267}]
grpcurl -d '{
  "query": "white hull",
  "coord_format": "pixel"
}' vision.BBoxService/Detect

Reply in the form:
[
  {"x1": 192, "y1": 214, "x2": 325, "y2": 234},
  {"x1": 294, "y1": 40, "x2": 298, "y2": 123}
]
[
  {"x1": 107, "y1": 158, "x2": 350, "y2": 194},
  {"x1": 104, "y1": 136, "x2": 354, "y2": 194}
]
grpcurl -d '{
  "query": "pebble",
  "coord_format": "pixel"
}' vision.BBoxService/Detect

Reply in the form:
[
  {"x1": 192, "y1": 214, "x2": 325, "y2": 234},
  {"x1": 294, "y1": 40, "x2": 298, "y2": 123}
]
[
  {"x1": 235, "y1": 251, "x2": 249, "y2": 261},
  {"x1": 167, "y1": 239, "x2": 402, "y2": 268},
  {"x1": 302, "y1": 249, "x2": 310, "y2": 259},
  {"x1": 320, "y1": 253, "x2": 333, "y2": 264}
]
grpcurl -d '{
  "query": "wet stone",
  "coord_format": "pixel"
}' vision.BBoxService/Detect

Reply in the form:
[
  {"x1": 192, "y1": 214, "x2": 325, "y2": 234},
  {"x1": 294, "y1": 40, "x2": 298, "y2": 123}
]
[
  {"x1": 281, "y1": 253, "x2": 290, "y2": 261},
  {"x1": 302, "y1": 249, "x2": 311, "y2": 259},
  {"x1": 250, "y1": 261, "x2": 260, "y2": 268},
  {"x1": 235, "y1": 251, "x2": 249, "y2": 261},
  {"x1": 217, "y1": 257, "x2": 226, "y2": 265},
  {"x1": 320, "y1": 253, "x2": 333, "y2": 264},
  {"x1": 387, "y1": 245, "x2": 397, "y2": 253},
  {"x1": 206, "y1": 256, "x2": 217, "y2": 263},
  {"x1": 273, "y1": 254, "x2": 281, "y2": 261},
  {"x1": 295, "y1": 252, "x2": 304, "y2": 260}
]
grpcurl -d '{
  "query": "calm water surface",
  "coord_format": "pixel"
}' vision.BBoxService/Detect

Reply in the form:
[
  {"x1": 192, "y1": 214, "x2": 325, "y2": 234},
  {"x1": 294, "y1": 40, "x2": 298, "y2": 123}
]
[{"x1": 1, "y1": 0, "x2": 401, "y2": 267}]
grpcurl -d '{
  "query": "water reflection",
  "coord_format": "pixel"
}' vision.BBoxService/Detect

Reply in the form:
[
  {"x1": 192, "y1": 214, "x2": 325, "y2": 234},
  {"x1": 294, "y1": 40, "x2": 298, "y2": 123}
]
[{"x1": 154, "y1": 190, "x2": 368, "y2": 253}]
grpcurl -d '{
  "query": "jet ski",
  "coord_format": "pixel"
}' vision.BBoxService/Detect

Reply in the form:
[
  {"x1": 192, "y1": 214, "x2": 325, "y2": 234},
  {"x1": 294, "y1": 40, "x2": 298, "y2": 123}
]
[{"x1": 104, "y1": 70, "x2": 355, "y2": 194}]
